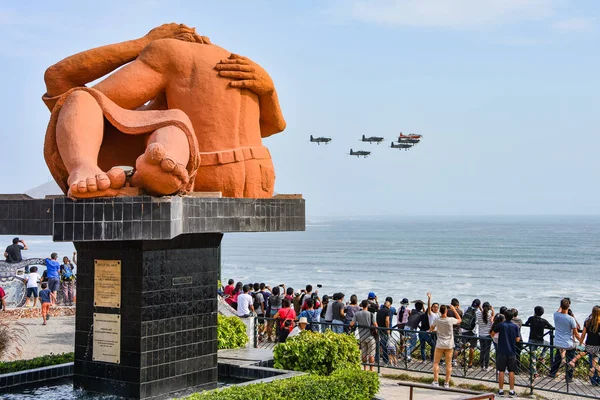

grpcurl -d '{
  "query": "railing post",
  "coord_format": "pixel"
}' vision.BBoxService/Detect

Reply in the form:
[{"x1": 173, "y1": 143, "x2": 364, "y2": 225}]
[
  {"x1": 404, "y1": 331, "x2": 409, "y2": 369},
  {"x1": 528, "y1": 343, "x2": 534, "y2": 395},
  {"x1": 463, "y1": 342, "x2": 468, "y2": 377},
  {"x1": 253, "y1": 316, "x2": 258, "y2": 348},
  {"x1": 549, "y1": 330, "x2": 554, "y2": 369},
  {"x1": 376, "y1": 328, "x2": 381, "y2": 374}
]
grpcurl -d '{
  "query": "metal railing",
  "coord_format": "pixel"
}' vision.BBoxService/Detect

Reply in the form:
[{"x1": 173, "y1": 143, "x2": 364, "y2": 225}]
[{"x1": 254, "y1": 317, "x2": 600, "y2": 399}]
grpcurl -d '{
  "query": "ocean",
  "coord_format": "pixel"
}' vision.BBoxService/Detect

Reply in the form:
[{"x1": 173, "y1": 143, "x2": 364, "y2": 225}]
[
  {"x1": 3, "y1": 216, "x2": 598, "y2": 325},
  {"x1": 220, "y1": 216, "x2": 600, "y2": 325}
]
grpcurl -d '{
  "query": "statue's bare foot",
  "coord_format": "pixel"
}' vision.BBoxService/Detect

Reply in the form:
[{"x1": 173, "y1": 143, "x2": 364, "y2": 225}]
[
  {"x1": 67, "y1": 166, "x2": 126, "y2": 198},
  {"x1": 132, "y1": 143, "x2": 189, "y2": 195}
]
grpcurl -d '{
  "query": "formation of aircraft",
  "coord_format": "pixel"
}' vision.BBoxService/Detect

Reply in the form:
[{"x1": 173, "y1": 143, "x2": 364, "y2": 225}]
[
  {"x1": 349, "y1": 149, "x2": 371, "y2": 158},
  {"x1": 310, "y1": 135, "x2": 332, "y2": 145},
  {"x1": 309, "y1": 132, "x2": 423, "y2": 157},
  {"x1": 361, "y1": 134, "x2": 384, "y2": 144}
]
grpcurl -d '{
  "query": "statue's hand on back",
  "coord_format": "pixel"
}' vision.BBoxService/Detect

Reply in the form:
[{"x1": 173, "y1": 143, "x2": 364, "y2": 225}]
[{"x1": 215, "y1": 54, "x2": 275, "y2": 96}]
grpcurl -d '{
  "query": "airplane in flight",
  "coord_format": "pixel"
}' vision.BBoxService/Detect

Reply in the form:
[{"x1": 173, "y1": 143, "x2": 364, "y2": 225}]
[
  {"x1": 349, "y1": 148, "x2": 371, "y2": 158},
  {"x1": 361, "y1": 135, "x2": 384, "y2": 144},
  {"x1": 398, "y1": 132, "x2": 422, "y2": 144},
  {"x1": 310, "y1": 135, "x2": 332, "y2": 145},
  {"x1": 390, "y1": 141, "x2": 413, "y2": 150}
]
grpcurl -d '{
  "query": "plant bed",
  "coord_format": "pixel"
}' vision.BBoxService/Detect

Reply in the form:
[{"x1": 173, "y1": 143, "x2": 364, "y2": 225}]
[{"x1": 0, "y1": 353, "x2": 74, "y2": 374}]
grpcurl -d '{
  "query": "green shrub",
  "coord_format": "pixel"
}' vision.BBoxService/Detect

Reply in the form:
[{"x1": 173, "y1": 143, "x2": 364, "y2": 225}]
[
  {"x1": 273, "y1": 330, "x2": 361, "y2": 375},
  {"x1": 0, "y1": 352, "x2": 74, "y2": 374},
  {"x1": 217, "y1": 314, "x2": 248, "y2": 350},
  {"x1": 183, "y1": 368, "x2": 379, "y2": 400}
]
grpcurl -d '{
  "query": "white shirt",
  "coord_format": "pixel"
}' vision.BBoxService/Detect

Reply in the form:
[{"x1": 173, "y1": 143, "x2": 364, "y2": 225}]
[
  {"x1": 236, "y1": 293, "x2": 253, "y2": 316},
  {"x1": 288, "y1": 326, "x2": 305, "y2": 338},
  {"x1": 26, "y1": 272, "x2": 40, "y2": 288},
  {"x1": 428, "y1": 312, "x2": 440, "y2": 327}
]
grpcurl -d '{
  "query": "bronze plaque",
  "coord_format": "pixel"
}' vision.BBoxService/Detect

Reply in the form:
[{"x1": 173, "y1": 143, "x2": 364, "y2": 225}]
[
  {"x1": 172, "y1": 276, "x2": 193, "y2": 285},
  {"x1": 93, "y1": 313, "x2": 121, "y2": 364},
  {"x1": 94, "y1": 260, "x2": 121, "y2": 308}
]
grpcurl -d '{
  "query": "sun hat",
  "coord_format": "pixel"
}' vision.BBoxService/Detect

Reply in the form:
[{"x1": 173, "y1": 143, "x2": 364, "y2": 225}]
[{"x1": 298, "y1": 317, "x2": 308, "y2": 324}]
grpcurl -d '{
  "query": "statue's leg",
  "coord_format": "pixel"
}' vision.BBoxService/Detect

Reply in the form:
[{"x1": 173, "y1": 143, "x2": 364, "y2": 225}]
[
  {"x1": 131, "y1": 126, "x2": 191, "y2": 195},
  {"x1": 56, "y1": 91, "x2": 125, "y2": 196}
]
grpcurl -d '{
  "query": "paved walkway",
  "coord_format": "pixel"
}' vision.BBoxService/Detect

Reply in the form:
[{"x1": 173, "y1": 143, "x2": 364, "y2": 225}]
[
  {"x1": 1, "y1": 315, "x2": 75, "y2": 361},
  {"x1": 378, "y1": 377, "x2": 474, "y2": 399}
]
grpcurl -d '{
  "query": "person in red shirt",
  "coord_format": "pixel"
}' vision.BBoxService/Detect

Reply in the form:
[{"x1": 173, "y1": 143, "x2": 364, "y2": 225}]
[
  {"x1": 273, "y1": 298, "x2": 296, "y2": 343},
  {"x1": 223, "y1": 279, "x2": 235, "y2": 306}
]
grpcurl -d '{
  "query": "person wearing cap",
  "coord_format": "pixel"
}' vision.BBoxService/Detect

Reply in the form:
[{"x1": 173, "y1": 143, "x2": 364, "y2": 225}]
[
  {"x1": 4, "y1": 237, "x2": 27, "y2": 263},
  {"x1": 367, "y1": 292, "x2": 379, "y2": 314},
  {"x1": 288, "y1": 317, "x2": 308, "y2": 338},
  {"x1": 396, "y1": 298, "x2": 410, "y2": 329}
]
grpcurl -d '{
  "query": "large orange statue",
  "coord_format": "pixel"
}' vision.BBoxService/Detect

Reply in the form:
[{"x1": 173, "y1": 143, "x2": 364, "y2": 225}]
[{"x1": 42, "y1": 23, "x2": 286, "y2": 198}]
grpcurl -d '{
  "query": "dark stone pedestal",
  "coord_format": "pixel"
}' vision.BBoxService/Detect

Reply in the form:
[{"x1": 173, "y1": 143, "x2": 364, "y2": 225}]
[
  {"x1": 73, "y1": 233, "x2": 221, "y2": 399},
  {"x1": 0, "y1": 195, "x2": 305, "y2": 399}
]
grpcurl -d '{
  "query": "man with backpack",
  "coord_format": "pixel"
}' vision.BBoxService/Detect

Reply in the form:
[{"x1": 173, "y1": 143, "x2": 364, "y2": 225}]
[
  {"x1": 299, "y1": 298, "x2": 322, "y2": 332},
  {"x1": 60, "y1": 256, "x2": 76, "y2": 306},
  {"x1": 252, "y1": 283, "x2": 265, "y2": 318},
  {"x1": 459, "y1": 299, "x2": 481, "y2": 369}
]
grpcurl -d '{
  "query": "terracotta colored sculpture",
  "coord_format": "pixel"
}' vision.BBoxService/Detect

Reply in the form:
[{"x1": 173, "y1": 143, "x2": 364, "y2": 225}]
[{"x1": 42, "y1": 23, "x2": 286, "y2": 198}]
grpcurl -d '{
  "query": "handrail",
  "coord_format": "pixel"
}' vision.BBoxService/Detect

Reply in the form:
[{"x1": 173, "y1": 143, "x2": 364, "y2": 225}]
[{"x1": 395, "y1": 381, "x2": 494, "y2": 400}]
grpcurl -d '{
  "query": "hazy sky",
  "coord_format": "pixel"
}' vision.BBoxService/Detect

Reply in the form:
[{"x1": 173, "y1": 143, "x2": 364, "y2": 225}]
[{"x1": 0, "y1": 1, "x2": 598, "y2": 216}]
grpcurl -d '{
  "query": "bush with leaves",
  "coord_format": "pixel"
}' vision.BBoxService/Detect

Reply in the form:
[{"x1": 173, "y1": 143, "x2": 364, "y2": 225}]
[
  {"x1": 273, "y1": 330, "x2": 361, "y2": 375},
  {"x1": 184, "y1": 368, "x2": 379, "y2": 400},
  {"x1": 0, "y1": 352, "x2": 74, "y2": 374},
  {"x1": 217, "y1": 314, "x2": 248, "y2": 350}
]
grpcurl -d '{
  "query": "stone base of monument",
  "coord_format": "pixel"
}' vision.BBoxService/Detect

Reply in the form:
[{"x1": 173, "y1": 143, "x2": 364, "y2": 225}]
[
  {"x1": 0, "y1": 195, "x2": 305, "y2": 399},
  {"x1": 74, "y1": 233, "x2": 221, "y2": 398}
]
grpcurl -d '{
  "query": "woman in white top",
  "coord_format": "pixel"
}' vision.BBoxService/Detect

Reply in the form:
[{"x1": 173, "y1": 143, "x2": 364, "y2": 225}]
[{"x1": 477, "y1": 302, "x2": 495, "y2": 370}]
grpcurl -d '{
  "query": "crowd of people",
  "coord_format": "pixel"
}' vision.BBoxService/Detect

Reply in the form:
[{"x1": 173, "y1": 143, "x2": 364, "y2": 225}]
[
  {"x1": 2, "y1": 238, "x2": 77, "y2": 325},
  {"x1": 220, "y1": 279, "x2": 600, "y2": 395}
]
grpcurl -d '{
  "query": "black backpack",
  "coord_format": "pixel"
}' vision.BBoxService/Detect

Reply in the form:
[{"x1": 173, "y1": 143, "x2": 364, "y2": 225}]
[
  {"x1": 460, "y1": 307, "x2": 477, "y2": 331},
  {"x1": 252, "y1": 292, "x2": 261, "y2": 311}
]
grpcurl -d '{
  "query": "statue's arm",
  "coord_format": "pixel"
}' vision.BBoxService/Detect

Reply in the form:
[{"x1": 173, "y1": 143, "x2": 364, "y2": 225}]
[
  {"x1": 43, "y1": 37, "x2": 150, "y2": 101},
  {"x1": 42, "y1": 24, "x2": 206, "y2": 111},
  {"x1": 258, "y1": 91, "x2": 286, "y2": 138}
]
